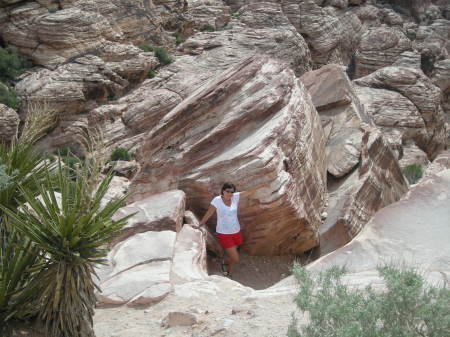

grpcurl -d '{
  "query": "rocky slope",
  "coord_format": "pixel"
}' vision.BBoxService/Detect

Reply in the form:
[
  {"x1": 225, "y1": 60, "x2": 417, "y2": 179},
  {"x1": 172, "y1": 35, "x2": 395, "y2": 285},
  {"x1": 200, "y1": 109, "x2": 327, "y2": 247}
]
[{"x1": 1, "y1": 1, "x2": 449, "y2": 334}]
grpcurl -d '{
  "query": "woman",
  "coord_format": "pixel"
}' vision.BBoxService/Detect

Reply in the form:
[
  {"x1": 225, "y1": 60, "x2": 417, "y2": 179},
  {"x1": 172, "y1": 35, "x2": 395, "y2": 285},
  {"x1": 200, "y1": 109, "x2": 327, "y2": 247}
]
[{"x1": 198, "y1": 182, "x2": 250, "y2": 277}]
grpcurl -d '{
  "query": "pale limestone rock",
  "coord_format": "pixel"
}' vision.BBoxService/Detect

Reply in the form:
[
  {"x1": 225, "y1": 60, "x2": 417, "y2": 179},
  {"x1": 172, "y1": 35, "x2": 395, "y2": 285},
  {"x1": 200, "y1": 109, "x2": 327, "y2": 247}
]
[
  {"x1": 292, "y1": 0, "x2": 362, "y2": 66},
  {"x1": 97, "y1": 231, "x2": 176, "y2": 282},
  {"x1": 398, "y1": 144, "x2": 430, "y2": 170},
  {"x1": 131, "y1": 56, "x2": 327, "y2": 255},
  {"x1": 424, "y1": 150, "x2": 450, "y2": 176},
  {"x1": 308, "y1": 167, "x2": 450, "y2": 287},
  {"x1": 391, "y1": 50, "x2": 422, "y2": 69},
  {"x1": 0, "y1": 104, "x2": 19, "y2": 142},
  {"x1": 354, "y1": 85, "x2": 426, "y2": 156},
  {"x1": 319, "y1": 127, "x2": 409, "y2": 255},
  {"x1": 109, "y1": 160, "x2": 139, "y2": 179},
  {"x1": 413, "y1": 19, "x2": 450, "y2": 66},
  {"x1": 171, "y1": 224, "x2": 208, "y2": 284},
  {"x1": 96, "y1": 261, "x2": 172, "y2": 307},
  {"x1": 355, "y1": 66, "x2": 447, "y2": 159},
  {"x1": 300, "y1": 64, "x2": 369, "y2": 177},
  {"x1": 161, "y1": 312, "x2": 198, "y2": 327},
  {"x1": 354, "y1": 26, "x2": 412, "y2": 78},
  {"x1": 184, "y1": 210, "x2": 223, "y2": 257},
  {"x1": 101, "y1": 176, "x2": 130, "y2": 208},
  {"x1": 188, "y1": 0, "x2": 231, "y2": 30},
  {"x1": 112, "y1": 190, "x2": 186, "y2": 243},
  {"x1": 379, "y1": 8, "x2": 403, "y2": 26}
]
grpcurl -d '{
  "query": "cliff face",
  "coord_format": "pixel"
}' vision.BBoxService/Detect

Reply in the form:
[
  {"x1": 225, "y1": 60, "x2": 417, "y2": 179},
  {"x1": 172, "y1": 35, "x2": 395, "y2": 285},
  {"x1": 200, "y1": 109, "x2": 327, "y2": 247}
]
[{"x1": 0, "y1": 0, "x2": 449, "y2": 258}]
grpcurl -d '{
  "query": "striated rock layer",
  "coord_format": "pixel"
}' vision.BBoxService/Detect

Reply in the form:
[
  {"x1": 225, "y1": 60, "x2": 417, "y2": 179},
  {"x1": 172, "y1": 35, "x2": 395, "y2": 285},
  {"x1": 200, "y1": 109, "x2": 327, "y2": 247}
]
[
  {"x1": 131, "y1": 56, "x2": 327, "y2": 255},
  {"x1": 0, "y1": 103, "x2": 19, "y2": 142}
]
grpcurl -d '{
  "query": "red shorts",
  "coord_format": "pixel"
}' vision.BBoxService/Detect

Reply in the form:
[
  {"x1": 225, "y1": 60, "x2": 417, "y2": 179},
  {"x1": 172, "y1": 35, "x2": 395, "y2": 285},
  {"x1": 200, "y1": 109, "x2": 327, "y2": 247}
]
[{"x1": 216, "y1": 232, "x2": 243, "y2": 249}]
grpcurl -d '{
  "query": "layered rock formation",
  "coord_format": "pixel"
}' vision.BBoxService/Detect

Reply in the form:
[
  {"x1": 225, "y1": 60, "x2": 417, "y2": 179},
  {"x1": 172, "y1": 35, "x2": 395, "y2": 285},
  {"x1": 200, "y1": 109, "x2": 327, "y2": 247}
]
[
  {"x1": 131, "y1": 55, "x2": 327, "y2": 255},
  {"x1": 0, "y1": 103, "x2": 19, "y2": 142},
  {"x1": 355, "y1": 66, "x2": 447, "y2": 159},
  {"x1": 300, "y1": 64, "x2": 409, "y2": 255},
  {"x1": 0, "y1": 0, "x2": 184, "y2": 66},
  {"x1": 307, "y1": 155, "x2": 450, "y2": 287}
]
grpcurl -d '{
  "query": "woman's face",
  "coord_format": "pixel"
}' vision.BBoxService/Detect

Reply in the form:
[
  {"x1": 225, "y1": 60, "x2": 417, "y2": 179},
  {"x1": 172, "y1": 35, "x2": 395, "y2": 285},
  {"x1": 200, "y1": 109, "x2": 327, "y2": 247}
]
[{"x1": 222, "y1": 188, "x2": 234, "y2": 200}]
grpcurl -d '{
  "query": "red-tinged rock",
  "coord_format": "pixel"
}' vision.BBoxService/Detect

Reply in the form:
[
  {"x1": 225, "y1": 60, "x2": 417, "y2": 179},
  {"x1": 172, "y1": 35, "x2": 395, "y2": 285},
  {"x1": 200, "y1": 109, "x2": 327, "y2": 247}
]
[{"x1": 131, "y1": 55, "x2": 327, "y2": 255}]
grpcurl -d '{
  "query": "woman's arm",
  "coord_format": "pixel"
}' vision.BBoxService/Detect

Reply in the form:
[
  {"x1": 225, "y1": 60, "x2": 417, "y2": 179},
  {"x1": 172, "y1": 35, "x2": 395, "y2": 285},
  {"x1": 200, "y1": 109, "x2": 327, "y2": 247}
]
[{"x1": 199, "y1": 205, "x2": 216, "y2": 226}]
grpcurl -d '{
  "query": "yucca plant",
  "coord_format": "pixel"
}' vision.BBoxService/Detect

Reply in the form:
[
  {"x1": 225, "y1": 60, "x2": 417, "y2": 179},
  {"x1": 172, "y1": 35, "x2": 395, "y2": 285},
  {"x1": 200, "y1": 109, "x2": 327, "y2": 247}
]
[
  {"x1": 1, "y1": 157, "x2": 131, "y2": 337},
  {"x1": 1, "y1": 101, "x2": 57, "y2": 330}
]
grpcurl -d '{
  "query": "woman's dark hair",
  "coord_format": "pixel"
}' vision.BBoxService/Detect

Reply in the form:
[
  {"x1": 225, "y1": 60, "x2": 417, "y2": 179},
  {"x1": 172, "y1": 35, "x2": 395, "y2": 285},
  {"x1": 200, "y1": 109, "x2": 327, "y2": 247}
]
[{"x1": 221, "y1": 182, "x2": 236, "y2": 195}]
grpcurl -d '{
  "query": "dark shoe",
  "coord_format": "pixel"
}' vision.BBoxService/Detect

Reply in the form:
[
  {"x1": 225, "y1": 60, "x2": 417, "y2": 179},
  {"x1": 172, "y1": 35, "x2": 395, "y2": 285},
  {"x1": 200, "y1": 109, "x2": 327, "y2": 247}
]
[{"x1": 222, "y1": 271, "x2": 232, "y2": 279}]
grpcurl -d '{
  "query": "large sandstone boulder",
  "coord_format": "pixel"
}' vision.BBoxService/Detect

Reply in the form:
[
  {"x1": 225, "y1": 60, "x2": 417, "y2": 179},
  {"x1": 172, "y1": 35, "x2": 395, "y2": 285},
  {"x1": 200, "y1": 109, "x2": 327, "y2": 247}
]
[
  {"x1": 171, "y1": 224, "x2": 208, "y2": 284},
  {"x1": 112, "y1": 190, "x2": 186, "y2": 244},
  {"x1": 300, "y1": 64, "x2": 370, "y2": 178},
  {"x1": 96, "y1": 230, "x2": 177, "y2": 307},
  {"x1": 354, "y1": 66, "x2": 447, "y2": 159},
  {"x1": 308, "y1": 163, "x2": 450, "y2": 287},
  {"x1": 131, "y1": 55, "x2": 327, "y2": 255},
  {"x1": 320, "y1": 126, "x2": 409, "y2": 255},
  {"x1": 354, "y1": 26, "x2": 413, "y2": 78},
  {"x1": 0, "y1": 103, "x2": 19, "y2": 142}
]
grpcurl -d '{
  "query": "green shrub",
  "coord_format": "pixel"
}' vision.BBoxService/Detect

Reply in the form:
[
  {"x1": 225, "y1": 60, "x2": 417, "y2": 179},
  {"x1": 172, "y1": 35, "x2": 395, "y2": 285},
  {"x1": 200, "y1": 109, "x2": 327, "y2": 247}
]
[
  {"x1": 0, "y1": 47, "x2": 30, "y2": 84},
  {"x1": 174, "y1": 32, "x2": 185, "y2": 45},
  {"x1": 139, "y1": 44, "x2": 154, "y2": 52},
  {"x1": 231, "y1": 11, "x2": 242, "y2": 19},
  {"x1": 153, "y1": 47, "x2": 173, "y2": 65},
  {"x1": 402, "y1": 164, "x2": 423, "y2": 184},
  {"x1": 48, "y1": 6, "x2": 57, "y2": 13},
  {"x1": 0, "y1": 83, "x2": 19, "y2": 109},
  {"x1": 201, "y1": 24, "x2": 215, "y2": 32},
  {"x1": 110, "y1": 147, "x2": 131, "y2": 161},
  {"x1": 147, "y1": 70, "x2": 156, "y2": 79},
  {"x1": 288, "y1": 264, "x2": 450, "y2": 337}
]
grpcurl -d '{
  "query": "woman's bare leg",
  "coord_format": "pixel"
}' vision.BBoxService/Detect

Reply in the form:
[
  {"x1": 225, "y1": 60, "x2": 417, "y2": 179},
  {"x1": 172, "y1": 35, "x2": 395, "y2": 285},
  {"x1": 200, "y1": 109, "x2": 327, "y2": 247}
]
[{"x1": 224, "y1": 246, "x2": 239, "y2": 274}]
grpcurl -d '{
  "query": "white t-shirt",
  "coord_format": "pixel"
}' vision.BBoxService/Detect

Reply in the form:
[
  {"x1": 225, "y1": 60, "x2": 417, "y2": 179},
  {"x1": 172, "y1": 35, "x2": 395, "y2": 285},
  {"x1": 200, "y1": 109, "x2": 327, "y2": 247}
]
[{"x1": 210, "y1": 192, "x2": 241, "y2": 234}]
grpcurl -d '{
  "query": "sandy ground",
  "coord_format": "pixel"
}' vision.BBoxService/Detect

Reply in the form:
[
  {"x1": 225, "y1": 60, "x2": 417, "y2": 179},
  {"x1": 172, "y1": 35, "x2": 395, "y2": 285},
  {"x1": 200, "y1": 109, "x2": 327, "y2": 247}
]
[{"x1": 94, "y1": 275, "x2": 300, "y2": 337}]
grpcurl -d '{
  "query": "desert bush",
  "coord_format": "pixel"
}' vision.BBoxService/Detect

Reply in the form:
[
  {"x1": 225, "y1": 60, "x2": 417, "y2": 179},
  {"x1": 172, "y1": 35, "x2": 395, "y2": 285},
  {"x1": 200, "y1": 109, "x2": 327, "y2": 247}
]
[
  {"x1": 174, "y1": 32, "x2": 185, "y2": 45},
  {"x1": 154, "y1": 47, "x2": 173, "y2": 65},
  {"x1": 110, "y1": 147, "x2": 131, "y2": 161},
  {"x1": 139, "y1": 44, "x2": 154, "y2": 52},
  {"x1": 147, "y1": 70, "x2": 156, "y2": 78},
  {"x1": 201, "y1": 24, "x2": 215, "y2": 32},
  {"x1": 402, "y1": 164, "x2": 423, "y2": 184},
  {"x1": 0, "y1": 82, "x2": 19, "y2": 109},
  {"x1": 288, "y1": 264, "x2": 450, "y2": 337},
  {"x1": 0, "y1": 47, "x2": 30, "y2": 84}
]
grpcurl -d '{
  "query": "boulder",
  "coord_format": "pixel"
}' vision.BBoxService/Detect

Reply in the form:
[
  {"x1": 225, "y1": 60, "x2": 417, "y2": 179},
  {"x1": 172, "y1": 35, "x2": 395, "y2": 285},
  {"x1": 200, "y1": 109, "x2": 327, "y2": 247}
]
[
  {"x1": 288, "y1": 0, "x2": 362, "y2": 66},
  {"x1": 112, "y1": 190, "x2": 185, "y2": 244},
  {"x1": 0, "y1": 103, "x2": 19, "y2": 142},
  {"x1": 96, "y1": 261, "x2": 172, "y2": 307},
  {"x1": 300, "y1": 64, "x2": 369, "y2": 178},
  {"x1": 398, "y1": 144, "x2": 430, "y2": 170},
  {"x1": 100, "y1": 176, "x2": 130, "y2": 208},
  {"x1": 171, "y1": 224, "x2": 208, "y2": 284},
  {"x1": 184, "y1": 210, "x2": 223, "y2": 257},
  {"x1": 97, "y1": 231, "x2": 176, "y2": 281},
  {"x1": 131, "y1": 55, "x2": 327, "y2": 255},
  {"x1": 161, "y1": 312, "x2": 198, "y2": 327},
  {"x1": 354, "y1": 66, "x2": 447, "y2": 159},
  {"x1": 354, "y1": 26, "x2": 412, "y2": 78},
  {"x1": 319, "y1": 126, "x2": 408, "y2": 255},
  {"x1": 309, "y1": 165, "x2": 450, "y2": 287},
  {"x1": 354, "y1": 85, "x2": 426, "y2": 157}
]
